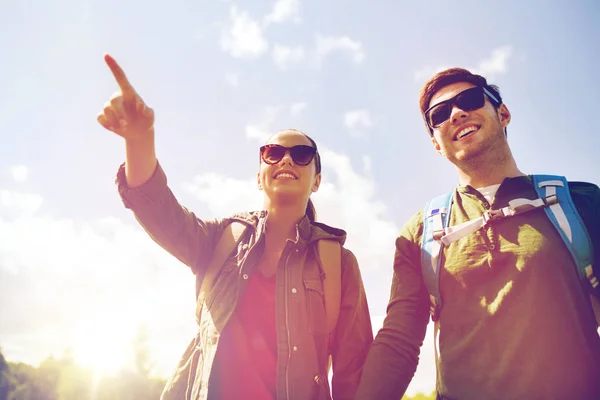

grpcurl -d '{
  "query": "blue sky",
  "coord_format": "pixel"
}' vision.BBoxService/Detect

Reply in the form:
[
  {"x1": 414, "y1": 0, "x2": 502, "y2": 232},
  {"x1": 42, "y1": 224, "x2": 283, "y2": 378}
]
[{"x1": 1, "y1": 0, "x2": 599, "y2": 395}]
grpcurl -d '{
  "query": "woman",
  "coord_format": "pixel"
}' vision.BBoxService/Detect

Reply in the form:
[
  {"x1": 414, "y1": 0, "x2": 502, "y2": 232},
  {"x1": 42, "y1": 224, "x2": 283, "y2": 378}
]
[{"x1": 97, "y1": 54, "x2": 373, "y2": 400}]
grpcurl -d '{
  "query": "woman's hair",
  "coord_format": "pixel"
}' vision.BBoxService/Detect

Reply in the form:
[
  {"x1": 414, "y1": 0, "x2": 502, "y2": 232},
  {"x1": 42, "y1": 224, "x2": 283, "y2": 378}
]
[
  {"x1": 301, "y1": 132, "x2": 320, "y2": 222},
  {"x1": 267, "y1": 129, "x2": 321, "y2": 222}
]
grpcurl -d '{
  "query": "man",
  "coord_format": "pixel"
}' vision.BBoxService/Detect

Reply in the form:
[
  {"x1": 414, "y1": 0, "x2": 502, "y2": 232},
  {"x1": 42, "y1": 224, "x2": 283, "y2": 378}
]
[{"x1": 355, "y1": 68, "x2": 600, "y2": 399}]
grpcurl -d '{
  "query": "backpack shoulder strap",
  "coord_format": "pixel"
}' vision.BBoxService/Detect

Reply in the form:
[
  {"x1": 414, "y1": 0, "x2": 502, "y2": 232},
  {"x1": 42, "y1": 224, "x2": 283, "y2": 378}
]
[
  {"x1": 195, "y1": 221, "x2": 248, "y2": 299},
  {"x1": 421, "y1": 191, "x2": 454, "y2": 322},
  {"x1": 531, "y1": 175, "x2": 596, "y2": 289},
  {"x1": 317, "y1": 239, "x2": 342, "y2": 335}
]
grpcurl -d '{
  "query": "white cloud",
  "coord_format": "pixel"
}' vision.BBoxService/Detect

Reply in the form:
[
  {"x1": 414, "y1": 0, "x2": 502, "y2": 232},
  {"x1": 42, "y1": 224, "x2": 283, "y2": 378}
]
[
  {"x1": 220, "y1": 6, "x2": 269, "y2": 58},
  {"x1": 264, "y1": 0, "x2": 301, "y2": 24},
  {"x1": 245, "y1": 125, "x2": 271, "y2": 142},
  {"x1": 183, "y1": 174, "x2": 263, "y2": 217},
  {"x1": 225, "y1": 72, "x2": 240, "y2": 87},
  {"x1": 315, "y1": 150, "x2": 397, "y2": 274},
  {"x1": 9, "y1": 165, "x2": 28, "y2": 182},
  {"x1": 273, "y1": 44, "x2": 305, "y2": 69},
  {"x1": 245, "y1": 106, "x2": 282, "y2": 142},
  {"x1": 413, "y1": 45, "x2": 513, "y2": 82},
  {"x1": 290, "y1": 102, "x2": 307, "y2": 116},
  {"x1": 315, "y1": 34, "x2": 365, "y2": 65},
  {"x1": 344, "y1": 109, "x2": 374, "y2": 130},
  {"x1": 473, "y1": 45, "x2": 513, "y2": 79},
  {"x1": 0, "y1": 190, "x2": 43, "y2": 215}
]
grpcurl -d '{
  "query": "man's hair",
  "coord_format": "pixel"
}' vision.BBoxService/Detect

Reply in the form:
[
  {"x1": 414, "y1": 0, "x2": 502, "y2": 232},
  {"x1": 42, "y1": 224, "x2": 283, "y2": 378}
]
[{"x1": 419, "y1": 68, "x2": 504, "y2": 135}]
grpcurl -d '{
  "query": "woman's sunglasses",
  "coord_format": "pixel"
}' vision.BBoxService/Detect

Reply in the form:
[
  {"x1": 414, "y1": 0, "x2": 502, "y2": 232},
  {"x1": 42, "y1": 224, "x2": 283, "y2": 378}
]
[
  {"x1": 259, "y1": 144, "x2": 317, "y2": 166},
  {"x1": 425, "y1": 86, "x2": 500, "y2": 130}
]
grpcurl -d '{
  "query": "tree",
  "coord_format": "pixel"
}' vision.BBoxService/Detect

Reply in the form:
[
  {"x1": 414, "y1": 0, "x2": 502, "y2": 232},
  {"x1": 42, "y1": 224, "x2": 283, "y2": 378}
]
[
  {"x1": 0, "y1": 348, "x2": 16, "y2": 400},
  {"x1": 402, "y1": 391, "x2": 437, "y2": 400},
  {"x1": 132, "y1": 324, "x2": 152, "y2": 378}
]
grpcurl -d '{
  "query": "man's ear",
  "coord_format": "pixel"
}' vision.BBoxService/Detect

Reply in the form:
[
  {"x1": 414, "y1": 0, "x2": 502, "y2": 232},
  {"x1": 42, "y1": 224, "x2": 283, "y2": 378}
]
[
  {"x1": 498, "y1": 104, "x2": 511, "y2": 128},
  {"x1": 431, "y1": 135, "x2": 441, "y2": 152},
  {"x1": 257, "y1": 172, "x2": 262, "y2": 190},
  {"x1": 311, "y1": 173, "x2": 321, "y2": 193}
]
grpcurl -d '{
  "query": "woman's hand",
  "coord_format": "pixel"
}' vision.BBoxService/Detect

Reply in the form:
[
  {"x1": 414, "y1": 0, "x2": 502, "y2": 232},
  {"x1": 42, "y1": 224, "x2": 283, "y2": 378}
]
[{"x1": 97, "y1": 54, "x2": 154, "y2": 141}]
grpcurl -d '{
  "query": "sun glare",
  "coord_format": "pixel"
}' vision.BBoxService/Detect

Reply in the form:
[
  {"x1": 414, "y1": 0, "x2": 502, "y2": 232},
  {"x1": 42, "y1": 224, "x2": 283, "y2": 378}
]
[{"x1": 72, "y1": 314, "x2": 133, "y2": 375}]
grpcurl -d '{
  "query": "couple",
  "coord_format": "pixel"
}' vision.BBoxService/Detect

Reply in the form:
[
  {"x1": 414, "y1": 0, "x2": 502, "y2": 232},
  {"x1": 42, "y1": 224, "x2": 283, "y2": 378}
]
[{"x1": 97, "y1": 54, "x2": 600, "y2": 400}]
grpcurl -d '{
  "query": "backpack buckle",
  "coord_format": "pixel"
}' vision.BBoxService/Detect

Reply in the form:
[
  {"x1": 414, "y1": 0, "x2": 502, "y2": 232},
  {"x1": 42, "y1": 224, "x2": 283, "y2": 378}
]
[
  {"x1": 543, "y1": 194, "x2": 559, "y2": 206},
  {"x1": 483, "y1": 208, "x2": 507, "y2": 224}
]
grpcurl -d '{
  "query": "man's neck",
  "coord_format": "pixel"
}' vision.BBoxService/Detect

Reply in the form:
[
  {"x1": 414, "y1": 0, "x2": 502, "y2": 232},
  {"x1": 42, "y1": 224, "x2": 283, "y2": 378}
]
[{"x1": 456, "y1": 150, "x2": 525, "y2": 188}]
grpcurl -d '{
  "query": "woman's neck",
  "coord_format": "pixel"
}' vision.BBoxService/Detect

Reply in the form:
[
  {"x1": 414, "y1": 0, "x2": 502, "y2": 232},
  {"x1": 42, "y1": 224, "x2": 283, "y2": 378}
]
[{"x1": 263, "y1": 202, "x2": 307, "y2": 240}]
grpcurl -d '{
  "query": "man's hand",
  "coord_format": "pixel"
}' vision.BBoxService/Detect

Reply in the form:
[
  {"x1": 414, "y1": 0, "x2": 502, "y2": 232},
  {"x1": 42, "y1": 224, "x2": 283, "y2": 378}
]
[{"x1": 97, "y1": 54, "x2": 154, "y2": 140}]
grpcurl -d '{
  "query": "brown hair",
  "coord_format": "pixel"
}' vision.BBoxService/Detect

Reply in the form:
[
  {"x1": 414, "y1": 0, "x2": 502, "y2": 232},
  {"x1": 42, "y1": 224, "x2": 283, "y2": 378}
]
[
  {"x1": 263, "y1": 129, "x2": 321, "y2": 222},
  {"x1": 301, "y1": 132, "x2": 320, "y2": 222},
  {"x1": 419, "y1": 68, "x2": 503, "y2": 135}
]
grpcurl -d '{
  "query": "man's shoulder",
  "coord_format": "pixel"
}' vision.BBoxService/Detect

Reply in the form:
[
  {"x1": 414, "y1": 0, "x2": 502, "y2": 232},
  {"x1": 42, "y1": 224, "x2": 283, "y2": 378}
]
[
  {"x1": 568, "y1": 180, "x2": 600, "y2": 197},
  {"x1": 565, "y1": 181, "x2": 600, "y2": 230}
]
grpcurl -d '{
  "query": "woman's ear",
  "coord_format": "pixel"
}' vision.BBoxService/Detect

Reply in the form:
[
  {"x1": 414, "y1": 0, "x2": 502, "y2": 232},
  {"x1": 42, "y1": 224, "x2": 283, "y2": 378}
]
[{"x1": 311, "y1": 173, "x2": 321, "y2": 193}]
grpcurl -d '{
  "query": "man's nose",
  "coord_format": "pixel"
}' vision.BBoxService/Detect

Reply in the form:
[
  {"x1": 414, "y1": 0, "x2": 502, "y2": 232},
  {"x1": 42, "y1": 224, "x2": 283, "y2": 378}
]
[{"x1": 450, "y1": 105, "x2": 469, "y2": 125}]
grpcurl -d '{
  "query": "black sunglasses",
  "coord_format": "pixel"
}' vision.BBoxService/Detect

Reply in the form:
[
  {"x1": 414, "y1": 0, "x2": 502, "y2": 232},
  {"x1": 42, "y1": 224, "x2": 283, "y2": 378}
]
[
  {"x1": 424, "y1": 86, "x2": 500, "y2": 131},
  {"x1": 259, "y1": 144, "x2": 318, "y2": 166}
]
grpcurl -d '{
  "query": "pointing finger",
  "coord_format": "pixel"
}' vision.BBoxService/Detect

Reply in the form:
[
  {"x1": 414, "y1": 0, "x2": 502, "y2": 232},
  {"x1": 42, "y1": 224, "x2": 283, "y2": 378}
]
[
  {"x1": 97, "y1": 113, "x2": 116, "y2": 132},
  {"x1": 104, "y1": 53, "x2": 135, "y2": 95}
]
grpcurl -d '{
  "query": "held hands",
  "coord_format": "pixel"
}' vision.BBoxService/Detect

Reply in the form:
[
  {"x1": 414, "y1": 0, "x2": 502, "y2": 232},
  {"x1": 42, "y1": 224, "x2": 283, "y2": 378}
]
[{"x1": 97, "y1": 54, "x2": 155, "y2": 140}]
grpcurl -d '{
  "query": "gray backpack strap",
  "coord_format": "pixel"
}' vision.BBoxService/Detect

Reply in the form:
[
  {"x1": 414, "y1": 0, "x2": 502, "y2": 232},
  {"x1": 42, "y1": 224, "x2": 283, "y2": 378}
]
[
  {"x1": 316, "y1": 239, "x2": 342, "y2": 377},
  {"x1": 195, "y1": 221, "x2": 247, "y2": 317},
  {"x1": 317, "y1": 239, "x2": 342, "y2": 335}
]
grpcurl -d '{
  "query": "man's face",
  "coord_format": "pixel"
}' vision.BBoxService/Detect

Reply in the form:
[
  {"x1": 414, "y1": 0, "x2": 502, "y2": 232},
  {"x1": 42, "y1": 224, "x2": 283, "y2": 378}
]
[{"x1": 428, "y1": 82, "x2": 511, "y2": 165}]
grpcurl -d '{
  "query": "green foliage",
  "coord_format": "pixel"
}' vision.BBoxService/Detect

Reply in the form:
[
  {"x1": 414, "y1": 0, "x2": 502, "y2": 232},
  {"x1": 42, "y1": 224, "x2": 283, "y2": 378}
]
[
  {"x1": 0, "y1": 348, "x2": 166, "y2": 400},
  {"x1": 402, "y1": 391, "x2": 437, "y2": 400}
]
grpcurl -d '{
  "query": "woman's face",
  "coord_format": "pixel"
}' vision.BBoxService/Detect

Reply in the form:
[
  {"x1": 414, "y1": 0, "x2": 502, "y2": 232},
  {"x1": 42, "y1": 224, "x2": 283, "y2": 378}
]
[{"x1": 257, "y1": 130, "x2": 321, "y2": 203}]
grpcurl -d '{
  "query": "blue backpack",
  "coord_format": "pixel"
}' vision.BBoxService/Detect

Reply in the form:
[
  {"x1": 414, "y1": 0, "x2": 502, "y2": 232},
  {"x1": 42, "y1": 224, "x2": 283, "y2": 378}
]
[{"x1": 421, "y1": 174, "x2": 597, "y2": 322}]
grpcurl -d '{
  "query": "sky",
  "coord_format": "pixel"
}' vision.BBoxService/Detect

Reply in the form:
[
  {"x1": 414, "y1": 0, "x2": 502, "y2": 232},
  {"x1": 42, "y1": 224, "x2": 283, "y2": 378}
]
[{"x1": 1, "y1": 0, "x2": 599, "y2": 395}]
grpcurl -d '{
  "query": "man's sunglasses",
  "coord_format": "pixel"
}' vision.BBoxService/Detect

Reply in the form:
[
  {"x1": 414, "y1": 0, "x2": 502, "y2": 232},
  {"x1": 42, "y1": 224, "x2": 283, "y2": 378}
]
[
  {"x1": 424, "y1": 86, "x2": 501, "y2": 130},
  {"x1": 259, "y1": 144, "x2": 318, "y2": 166}
]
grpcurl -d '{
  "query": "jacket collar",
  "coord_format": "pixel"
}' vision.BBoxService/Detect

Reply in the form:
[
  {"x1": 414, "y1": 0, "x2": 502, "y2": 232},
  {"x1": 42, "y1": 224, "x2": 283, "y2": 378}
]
[{"x1": 227, "y1": 210, "x2": 346, "y2": 245}]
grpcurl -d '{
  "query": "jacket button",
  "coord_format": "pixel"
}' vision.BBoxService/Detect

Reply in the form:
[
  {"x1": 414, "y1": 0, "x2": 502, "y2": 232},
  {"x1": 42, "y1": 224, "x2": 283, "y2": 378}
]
[
  {"x1": 243, "y1": 274, "x2": 249, "y2": 280},
  {"x1": 293, "y1": 346, "x2": 298, "y2": 351},
  {"x1": 489, "y1": 244, "x2": 496, "y2": 251},
  {"x1": 291, "y1": 288, "x2": 297, "y2": 294}
]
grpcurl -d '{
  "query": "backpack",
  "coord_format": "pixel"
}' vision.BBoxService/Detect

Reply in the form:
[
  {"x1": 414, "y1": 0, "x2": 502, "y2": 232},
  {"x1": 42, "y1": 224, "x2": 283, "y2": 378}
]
[
  {"x1": 421, "y1": 174, "x2": 598, "y2": 323},
  {"x1": 162, "y1": 221, "x2": 342, "y2": 399}
]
